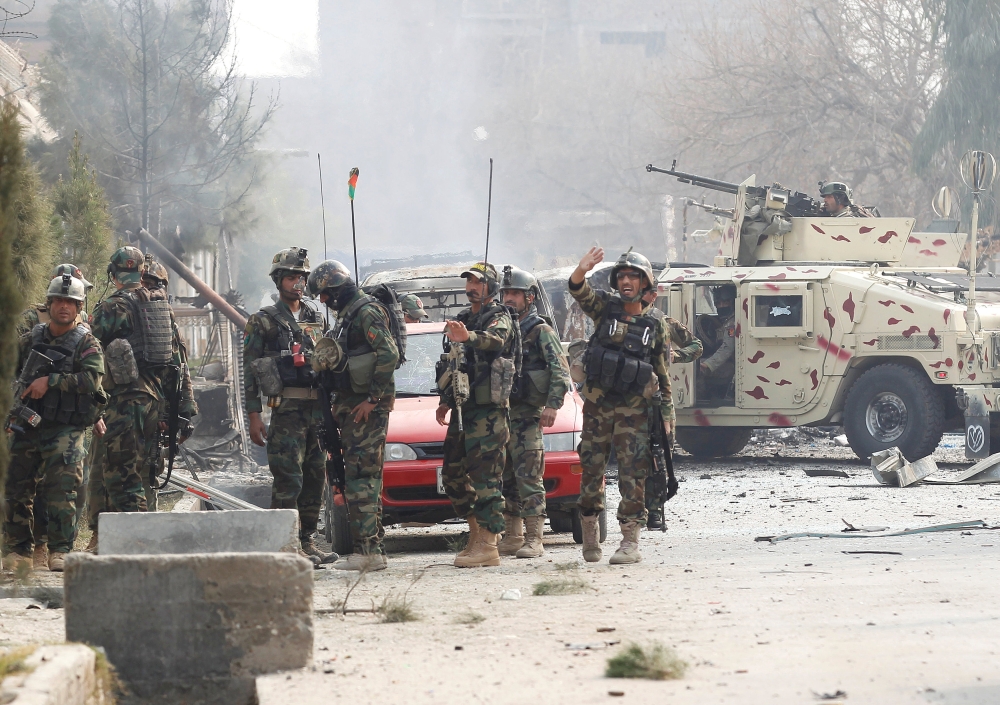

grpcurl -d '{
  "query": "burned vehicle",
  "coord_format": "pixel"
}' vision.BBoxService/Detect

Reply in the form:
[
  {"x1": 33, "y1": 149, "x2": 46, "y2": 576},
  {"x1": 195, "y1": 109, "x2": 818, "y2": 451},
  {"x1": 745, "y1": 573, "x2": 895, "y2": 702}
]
[{"x1": 650, "y1": 162, "x2": 995, "y2": 462}]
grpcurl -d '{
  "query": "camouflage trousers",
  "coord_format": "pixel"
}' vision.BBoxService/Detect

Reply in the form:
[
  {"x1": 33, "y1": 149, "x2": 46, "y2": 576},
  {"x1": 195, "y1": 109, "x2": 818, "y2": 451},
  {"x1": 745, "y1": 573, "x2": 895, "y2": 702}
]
[
  {"x1": 86, "y1": 429, "x2": 107, "y2": 531},
  {"x1": 140, "y1": 398, "x2": 166, "y2": 512},
  {"x1": 32, "y1": 428, "x2": 92, "y2": 547},
  {"x1": 5, "y1": 424, "x2": 87, "y2": 555},
  {"x1": 333, "y1": 403, "x2": 389, "y2": 555},
  {"x1": 98, "y1": 395, "x2": 152, "y2": 515},
  {"x1": 502, "y1": 406, "x2": 546, "y2": 517},
  {"x1": 267, "y1": 399, "x2": 325, "y2": 538},
  {"x1": 442, "y1": 405, "x2": 510, "y2": 535},
  {"x1": 578, "y1": 394, "x2": 649, "y2": 524}
]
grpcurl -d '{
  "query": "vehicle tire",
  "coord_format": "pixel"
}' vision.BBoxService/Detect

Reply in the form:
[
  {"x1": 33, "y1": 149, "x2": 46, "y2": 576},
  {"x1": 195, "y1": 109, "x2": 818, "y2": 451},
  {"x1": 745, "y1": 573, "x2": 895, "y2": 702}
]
[
  {"x1": 843, "y1": 363, "x2": 945, "y2": 461},
  {"x1": 549, "y1": 511, "x2": 573, "y2": 534},
  {"x1": 675, "y1": 427, "x2": 753, "y2": 458},
  {"x1": 324, "y1": 486, "x2": 354, "y2": 556},
  {"x1": 571, "y1": 509, "x2": 607, "y2": 544}
]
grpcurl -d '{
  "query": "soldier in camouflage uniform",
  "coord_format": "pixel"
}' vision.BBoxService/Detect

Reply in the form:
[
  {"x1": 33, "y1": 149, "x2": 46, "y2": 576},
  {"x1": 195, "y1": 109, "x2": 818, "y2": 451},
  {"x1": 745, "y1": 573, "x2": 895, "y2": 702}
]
[
  {"x1": 399, "y1": 293, "x2": 430, "y2": 323},
  {"x1": 17, "y1": 265, "x2": 96, "y2": 568},
  {"x1": 307, "y1": 260, "x2": 399, "y2": 571},
  {"x1": 497, "y1": 266, "x2": 571, "y2": 559},
  {"x1": 5, "y1": 275, "x2": 105, "y2": 573},
  {"x1": 697, "y1": 284, "x2": 736, "y2": 400},
  {"x1": 435, "y1": 262, "x2": 514, "y2": 568},
  {"x1": 88, "y1": 246, "x2": 185, "y2": 548},
  {"x1": 569, "y1": 247, "x2": 673, "y2": 564},
  {"x1": 640, "y1": 287, "x2": 702, "y2": 529},
  {"x1": 244, "y1": 248, "x2": 334, "y2": 566}
]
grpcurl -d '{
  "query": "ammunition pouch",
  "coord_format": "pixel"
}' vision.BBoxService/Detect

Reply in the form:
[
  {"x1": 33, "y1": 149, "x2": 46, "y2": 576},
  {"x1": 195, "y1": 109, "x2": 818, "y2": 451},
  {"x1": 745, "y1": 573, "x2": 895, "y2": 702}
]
[
  {"x1": 249, "y1": 357, "x2": 284, "y2": 397},
  {"x1": 36, "y1": 387, "x2": 102, "y2": 427},
  {"x1": 488, "y1": 356, "x2": 515, "y2": 406},
  {"x1": 276, "y1": 353, "x2": 316, "y2": 388},
  {"x1": 346, "y1": 351, "x2": 377, "y2": 395},
  {"x1": 584, "y1": 344, "x2": 653, "y2": 396},
  {"x1": 567, "y1": 340, "x2": 587, "y2": 385},
  {"x1": 511, "y1": 364, "x2": 550, "y2": 408},
  {"x1": 105, "y1": 338, "x2": 139, "y2": 386}
]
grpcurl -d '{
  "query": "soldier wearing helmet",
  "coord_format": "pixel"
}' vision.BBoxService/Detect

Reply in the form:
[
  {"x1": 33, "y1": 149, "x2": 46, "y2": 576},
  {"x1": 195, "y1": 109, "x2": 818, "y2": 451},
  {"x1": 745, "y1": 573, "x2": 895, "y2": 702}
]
[
  {"x1": 434, "y1": 261, "x2": 515, "y2": 568},
  {"x1": 17, "y1": 264, "x2": 94, "y2": 337},
  {"x1": 495, "y1": 266, "x2": 570, "y2": 559},
  {"x1": 399, "y1": 293, "x2": 430, "y2": 323},
  {"x1": 306, "y1": 259, "x2": 399, "y2": 571},
  {"x1": 697, "y1": 284, "x2": 738, "y2": 400},
  {"x1": 819, "y1": 181, "x2": 874, "y2": 218},
  {"x1": 5, "y1": 274, "x2": 105, "y2": 573},
  {"x1": 639, "y1": 286, "x2": 703, "y2": 530},
  {"x1": 243, "y1": 247, "x2": 334, "y2": 566},
  {"x1": 87, "y1": 245, "x2": 189, "y2": 550},
  {"x1": 568, "y1": 246, "x2": 674, "y2": 565}
]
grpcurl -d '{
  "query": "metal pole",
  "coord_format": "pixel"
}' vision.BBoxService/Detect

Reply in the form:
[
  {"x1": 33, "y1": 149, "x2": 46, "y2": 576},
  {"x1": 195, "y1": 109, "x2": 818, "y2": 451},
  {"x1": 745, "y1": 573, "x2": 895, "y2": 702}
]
[
  {"x1": 318, "y1": 154, "x2": 328, "y2": 259},
  {"x1": 484, "y1": 158, "x2": 493, "y2": 263},
  {"x1": 350, "y1": 200, "x2": 359, "y2": 281},
  {"x1": 967, "y1": 194, "x2": 980, "y2": 335}
]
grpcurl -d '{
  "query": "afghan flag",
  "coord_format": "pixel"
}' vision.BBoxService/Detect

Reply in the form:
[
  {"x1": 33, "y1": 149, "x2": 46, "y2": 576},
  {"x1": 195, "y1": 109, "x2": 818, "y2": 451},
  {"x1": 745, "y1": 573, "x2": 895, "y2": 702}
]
[{"x1": 348, "y1": 168, "x2": 359, "y2": 200}]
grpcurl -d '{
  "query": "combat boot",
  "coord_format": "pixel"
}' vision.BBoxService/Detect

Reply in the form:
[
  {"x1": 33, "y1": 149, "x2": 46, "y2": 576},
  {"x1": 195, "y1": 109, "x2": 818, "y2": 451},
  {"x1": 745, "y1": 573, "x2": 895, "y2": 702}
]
[
  {"x1": 516, "y1": 515, "x2": 545, "y2": 558},
  {"x1": 497, "y1": 514, "x2": 524, "y2": 556},
  {"x1": 48, "y1": 552, "x2": 66, "y2": 573},
  {"x1": 454, "y1": 530, "x2": 501, "y2": 568},
  {"x1": 297, "y1": 547, "x2": 323, "y2": 568},
  {"x1": 646, "y1": 507, "x2": 663, "y2": 530},
  {"x1": 609, "y1": 520, "x2": 643, "y2": 565},
  {"x1": 32, "y1": 544, "x2": 49, "y2": 571},
  {"x1": 581, "y1": 512, "x2": 602, "y2": 563},
  {"x1": 301, "y1": 536, "x2": 339, "y2": 564},
  {"x1": 84, "y1": 533, "x2": 98, "y2": 554},
  {"x1": 457, "y1": 515, "x2": 480, "y2": 558},
  {"x1": 333, "y1": 552, "x2": 388, "y2": 572},
  {"x1": 6, "y1": 553, "x2": 32, "y2": 575}
]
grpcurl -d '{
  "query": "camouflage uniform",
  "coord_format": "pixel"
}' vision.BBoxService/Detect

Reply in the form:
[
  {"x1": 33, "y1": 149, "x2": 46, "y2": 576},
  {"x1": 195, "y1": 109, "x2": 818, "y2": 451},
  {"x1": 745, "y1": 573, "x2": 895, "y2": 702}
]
[
  {"x1": 90, "y1": 280, "x2": 182, "y2": 516},
  {"x1": 5, "y1": 323, "x2": 104, "y2": 557},
  {"x1": 698, "y1": 313, "x2": 735, "y2": 398},
  {"x1": 569, "y1": 277, "x2": 673, "y2": 525},
  {"x1": 502, "y1": 306, "x2": 571, "y2": 517},
  {"x1": 327, "y1": 289, "x2": 399, "y2": 555},
  {"x1": 439, "y1": 301, "x2": 514, "y2": 535},
  {"x1": 243, "y1": 299, "x2": 327, "y2": 539}
]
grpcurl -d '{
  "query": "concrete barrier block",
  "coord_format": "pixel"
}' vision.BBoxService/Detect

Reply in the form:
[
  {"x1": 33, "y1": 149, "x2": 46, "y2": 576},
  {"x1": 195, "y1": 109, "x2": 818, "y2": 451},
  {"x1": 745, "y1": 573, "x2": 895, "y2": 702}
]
[
  {"x1": 0, "y1": 644, "x2": 96, "y2": 705},
  {"x1": 98, "y1": 508, "x2": 298, "y2": 555},
  {"x1": 64, "y1": 553, "x2": 313, "y2": 702}
]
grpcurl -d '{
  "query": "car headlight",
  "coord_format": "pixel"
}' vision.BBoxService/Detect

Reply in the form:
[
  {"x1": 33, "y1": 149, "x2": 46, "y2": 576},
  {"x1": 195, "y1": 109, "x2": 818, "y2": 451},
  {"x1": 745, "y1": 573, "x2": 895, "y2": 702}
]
[
  {"x1": 543, "y1": 431, "x2": 581, "y2": 453},
  {"x1": 384, "y1": 443, "x2": 418, "y2": 461}
]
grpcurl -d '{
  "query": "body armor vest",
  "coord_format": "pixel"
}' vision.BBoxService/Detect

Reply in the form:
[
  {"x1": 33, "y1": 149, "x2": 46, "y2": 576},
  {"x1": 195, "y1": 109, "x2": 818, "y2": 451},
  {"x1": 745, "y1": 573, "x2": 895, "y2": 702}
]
[
  {"x1": 27, "y1": 324, "x2": 100, "y2": 427},
  {"x1": 510, "y1": 311, "x2": 548, "y2": 406},
  {"x1": 329, "y1": 296, "x2": 381, "y2": 394},
  {"x1": 462, "y1": 302, "x2": 515, "y2": 405},
  {"x1": 261, "y1": 305, "x2": 322, "y2": 388},
  {"x1": 584, "y1": 297, "x2": 657, "y2": 396},
  {"x1": 117, "y1": 288, "x2": 173, "y2": 367}
]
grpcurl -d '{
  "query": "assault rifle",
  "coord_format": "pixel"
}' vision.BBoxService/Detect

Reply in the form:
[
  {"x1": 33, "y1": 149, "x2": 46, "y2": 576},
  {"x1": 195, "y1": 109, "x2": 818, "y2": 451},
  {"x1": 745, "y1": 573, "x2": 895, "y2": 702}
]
[
  {"x1": 440, "y1": 341, "x2": 470, "y2": 431},
  {"x1": 7, "y1": 350, "x2": 54, "y2": 434},
  {"x1": 317, "y1": 378, "x2": 347, "y2": 493},
  {"x1": 647, "y1": 394, "x2": 678, "y2": 532},
  {"x1": 152, "y1": 365, "x2": 190, "y2": 490}
]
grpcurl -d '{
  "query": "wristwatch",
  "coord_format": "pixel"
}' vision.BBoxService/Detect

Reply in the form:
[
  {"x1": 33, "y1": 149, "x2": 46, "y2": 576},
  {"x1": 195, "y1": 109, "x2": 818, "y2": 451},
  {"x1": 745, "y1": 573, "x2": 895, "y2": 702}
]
[{"x1": 367, "y1": 395, "x2": 379, "y2": 405}]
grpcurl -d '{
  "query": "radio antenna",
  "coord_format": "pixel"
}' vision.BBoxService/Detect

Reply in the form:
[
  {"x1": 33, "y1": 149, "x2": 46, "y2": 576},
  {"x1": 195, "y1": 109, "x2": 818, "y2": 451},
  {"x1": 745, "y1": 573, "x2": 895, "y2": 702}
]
[
  {"x1": 484, "y1": 158, "x2": 493, "y2": 263},
  {"x1": 318, "y1": 154, "x2": 328, "y2": 258}
]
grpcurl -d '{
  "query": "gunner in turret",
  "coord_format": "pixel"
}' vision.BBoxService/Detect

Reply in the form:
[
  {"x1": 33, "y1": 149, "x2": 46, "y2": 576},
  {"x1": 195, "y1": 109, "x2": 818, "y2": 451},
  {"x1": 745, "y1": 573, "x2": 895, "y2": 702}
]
[{"x1": 819, "y1": 181, "x2": 874, "y2": 218}]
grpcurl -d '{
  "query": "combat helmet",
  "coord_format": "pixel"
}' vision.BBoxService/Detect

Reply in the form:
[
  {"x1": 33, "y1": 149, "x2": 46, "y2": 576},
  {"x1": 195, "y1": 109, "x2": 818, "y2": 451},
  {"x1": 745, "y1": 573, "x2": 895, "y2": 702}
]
[
  {"x1": 609, "y1": 249, "x2": 655, "y2": 297},
  {"x1": 108, "y1": 245, "x2": 145, "y2": 284},
  {"x1": 51, "y1": 263, "x2": 92, "y2": 290},
  {"x1": 46, "y1": 274, "x2": 86, "y2": 303},
  {"x1": 819, "y1": 181, "x2": 853, "y2": 205},
  {"x1": 461, "y1": 262, "x2": 500, "y2": 297},
  {"x1": 306, "y1": 259, "x2": 353, "y2": 298},
  {"x1": 142, "y1": 259, "x2": 169, "y2": 286},
  {"x1": 500, "y1": 265, "x2": 538, "y2": 296},
  {"x1": 269, "y1": 247, "x2": 310, "y2": 285}
]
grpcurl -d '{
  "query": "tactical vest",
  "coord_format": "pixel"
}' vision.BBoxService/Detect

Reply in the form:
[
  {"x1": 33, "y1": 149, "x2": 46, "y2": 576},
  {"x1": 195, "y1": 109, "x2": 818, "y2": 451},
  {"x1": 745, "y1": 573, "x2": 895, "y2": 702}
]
[
  {"x1": 116, "y1": 288, "x2": 173, "y2": 367},
  {"x1": 329, "y1": 296, "x2": 382, "y2": 395},
  {"x1": 462, "y1": 302, "x2": 515, "y2": 406},
  {"x1": 583, "y1": 297, "x2": 657, "y2": 396},
  {"x1": 509, "y1": 312, "x2": 549, "y2": 407},
  {"x1": 261, "y1": 304, "x2": 323, "y2": 388},
  {"x1": 27, "y1": 324, "x2": 101, "y2": 427}
]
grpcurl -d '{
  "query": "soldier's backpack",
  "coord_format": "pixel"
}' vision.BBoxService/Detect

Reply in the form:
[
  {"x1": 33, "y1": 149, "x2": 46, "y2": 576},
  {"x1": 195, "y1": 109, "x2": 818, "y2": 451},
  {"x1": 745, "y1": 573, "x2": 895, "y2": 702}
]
[{"x1": 358, "y1": 283, "x2": 407, "y2": 367}]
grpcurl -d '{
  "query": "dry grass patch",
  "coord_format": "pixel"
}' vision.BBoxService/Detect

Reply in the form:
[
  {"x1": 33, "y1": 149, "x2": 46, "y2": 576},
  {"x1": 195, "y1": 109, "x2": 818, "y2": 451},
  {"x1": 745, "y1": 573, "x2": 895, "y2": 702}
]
[
  {"x1": 605, "y1": 642, "x2": 687, "y2": 680},
  {"x1": 532, "y1": 577, "x2": 590, "y2": 596}
]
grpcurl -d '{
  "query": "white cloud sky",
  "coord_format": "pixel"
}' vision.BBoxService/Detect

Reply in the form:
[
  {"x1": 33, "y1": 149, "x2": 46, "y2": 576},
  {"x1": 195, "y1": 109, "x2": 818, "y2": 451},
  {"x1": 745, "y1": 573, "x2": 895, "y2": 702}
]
[{"x1": 228, "y1": 0, "x2": 319, "y2": 77}]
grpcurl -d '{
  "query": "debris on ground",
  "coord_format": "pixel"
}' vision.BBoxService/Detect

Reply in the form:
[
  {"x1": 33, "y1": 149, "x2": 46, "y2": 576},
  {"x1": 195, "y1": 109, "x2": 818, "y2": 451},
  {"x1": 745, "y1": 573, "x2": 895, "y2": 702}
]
[
  {"x1": 804, "y1": 468, "x2": 850, "y2": 478},
  {"x1": 761, "y1": 519, "x2": 987, "y2": 543},
  {"x1": 871, "y1": 447, "x2": 938, "y2": 487},
  {"x1": 500, "y1": 589, "x2": 521, "y2": 601}
]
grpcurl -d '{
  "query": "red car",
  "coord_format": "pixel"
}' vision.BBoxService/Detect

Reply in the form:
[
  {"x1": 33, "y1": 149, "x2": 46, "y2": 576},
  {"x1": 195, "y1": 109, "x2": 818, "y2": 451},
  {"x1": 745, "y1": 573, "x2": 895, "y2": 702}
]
[{"x1": 324, "y1": 321, "x2": 607, "y2": 554}]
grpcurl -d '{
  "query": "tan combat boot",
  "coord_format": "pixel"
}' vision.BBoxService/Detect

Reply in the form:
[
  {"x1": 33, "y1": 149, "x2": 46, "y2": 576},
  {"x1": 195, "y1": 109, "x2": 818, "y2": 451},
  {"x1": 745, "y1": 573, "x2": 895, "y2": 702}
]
[
  {"x1": 6, "y1": 553, "x2": 32, "y2": 575},
  {"x1": 32, "y1": 544, "x2": 49, "y2": 571},
  {"x1": 333, "y1": 552, "x2": 388, "y2": 572},
  {"x1": 497, "y1": 514, "x2": 524, "y2": 556},
  {"x1": 301, "y1": 536, "x2": 339, "y2": 564},
  {"x1": 516, "y1": 515, "x2": 545, "y2": 558},
  {"x1": 454, "y1": 530, "x2": 501, "y2": 568},
  {"x1": 456, "y1": 515, "x2": 480, "y2": 558},
  {"x1": 48, "y1": 552, "x2": 66, "y2": 573},
  {"x1": 609, "y1": 520, "x2": 643, "y2": 565},
  {"x1": 84, "y1": 533, "x2": 99, "y2": 554},
  {"x1": 581, "y1": 513, "x2": 602, "y2": 563}
]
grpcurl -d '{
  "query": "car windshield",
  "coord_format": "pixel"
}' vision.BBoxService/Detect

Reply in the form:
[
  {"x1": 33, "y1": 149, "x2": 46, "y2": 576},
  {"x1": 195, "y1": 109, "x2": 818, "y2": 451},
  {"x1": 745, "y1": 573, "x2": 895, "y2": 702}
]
[{"x1": 395, "y1": 332, "x2": 443, "y2": 397}]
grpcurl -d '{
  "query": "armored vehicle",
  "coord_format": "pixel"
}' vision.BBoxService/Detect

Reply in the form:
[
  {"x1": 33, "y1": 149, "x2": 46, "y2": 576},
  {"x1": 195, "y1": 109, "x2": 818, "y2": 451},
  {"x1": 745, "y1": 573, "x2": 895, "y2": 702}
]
[{"x1": 650, "y1": 163, "x2": 994, "y2": 462}]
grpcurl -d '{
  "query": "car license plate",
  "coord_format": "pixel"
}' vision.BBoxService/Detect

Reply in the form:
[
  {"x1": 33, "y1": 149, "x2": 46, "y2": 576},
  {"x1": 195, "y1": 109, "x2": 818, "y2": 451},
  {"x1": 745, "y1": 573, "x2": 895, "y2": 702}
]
[{"x1": 436, "y1": 466, "x2": 445, "y2": 495}]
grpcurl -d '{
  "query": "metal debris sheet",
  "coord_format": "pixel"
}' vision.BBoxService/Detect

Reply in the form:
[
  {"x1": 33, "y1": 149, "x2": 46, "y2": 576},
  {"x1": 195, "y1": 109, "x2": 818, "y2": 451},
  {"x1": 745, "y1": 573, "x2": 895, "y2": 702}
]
[{"x1": 759, "y1": 520, "x2": 987, "y2": 543}]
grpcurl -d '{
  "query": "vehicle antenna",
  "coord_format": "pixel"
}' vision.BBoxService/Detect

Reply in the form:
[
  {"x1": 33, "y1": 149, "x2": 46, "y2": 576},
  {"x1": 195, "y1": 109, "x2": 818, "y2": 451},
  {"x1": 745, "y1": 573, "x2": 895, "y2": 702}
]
[
  {"x1": 484, "y1": 158, "x2": 493, "y2": 264},
  {"x1": 318, "y1": 154, "x2": 328, "y2": 259},
  {"x1": 959, "y1": 150, "x2": 997, "y2": 336},
  {"x1": 348, "y1": 167, "x2": 360, "y2": 281}
]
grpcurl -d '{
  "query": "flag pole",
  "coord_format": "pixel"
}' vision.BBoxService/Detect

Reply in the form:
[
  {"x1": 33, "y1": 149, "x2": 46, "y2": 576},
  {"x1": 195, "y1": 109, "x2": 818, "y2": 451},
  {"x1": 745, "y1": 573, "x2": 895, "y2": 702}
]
[{"x1": 348, "y1": 167, "x2": 360, "y2": 281}]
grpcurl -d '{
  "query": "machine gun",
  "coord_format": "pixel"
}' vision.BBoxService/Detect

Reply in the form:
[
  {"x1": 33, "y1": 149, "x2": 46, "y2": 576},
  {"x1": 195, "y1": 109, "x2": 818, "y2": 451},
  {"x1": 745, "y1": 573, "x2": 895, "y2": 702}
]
[
  {"x1": 6, "y1": 350, "x2": 55, "y2": 434},
  {"x1": 317, "y1": 378, "x2": 347, "y2": 494},
  {"x1": 647, "y1": 394, "x2": 678, "y2": 532},
  {"x1": 436, "y1": 340, "x2": 470, "y2": 432},
  {"x1": 647, "y1": 160, "x2": 824, "y2": 218}
]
